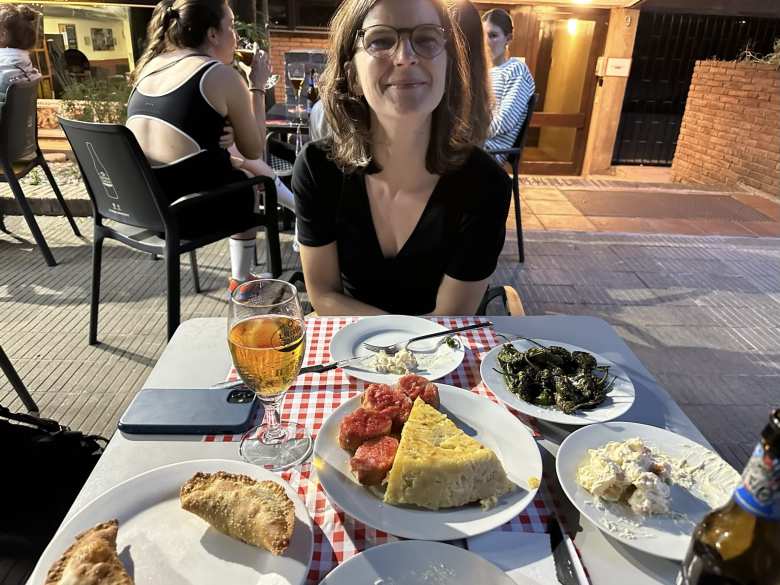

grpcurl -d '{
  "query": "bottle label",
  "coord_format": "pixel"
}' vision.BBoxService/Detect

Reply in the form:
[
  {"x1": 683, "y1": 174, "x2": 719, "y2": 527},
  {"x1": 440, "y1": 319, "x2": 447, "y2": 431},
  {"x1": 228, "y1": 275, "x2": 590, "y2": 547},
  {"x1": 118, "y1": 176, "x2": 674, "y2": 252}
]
[{"x1": 733, "y1": 442, "x2": 780, "y2": 520}]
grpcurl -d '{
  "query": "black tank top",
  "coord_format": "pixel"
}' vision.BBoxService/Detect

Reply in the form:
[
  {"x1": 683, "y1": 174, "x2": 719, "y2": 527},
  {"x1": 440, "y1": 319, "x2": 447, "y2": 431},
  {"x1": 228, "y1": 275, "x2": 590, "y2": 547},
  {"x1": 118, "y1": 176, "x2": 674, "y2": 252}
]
[{"x1": 127, "y1": 55, "x2": 225, "y2": 156}]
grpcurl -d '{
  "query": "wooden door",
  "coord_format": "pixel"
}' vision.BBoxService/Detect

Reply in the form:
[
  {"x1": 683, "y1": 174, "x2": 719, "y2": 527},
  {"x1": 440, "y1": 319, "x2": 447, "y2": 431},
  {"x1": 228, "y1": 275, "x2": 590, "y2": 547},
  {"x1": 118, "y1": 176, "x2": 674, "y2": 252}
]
[{"x1": 504, "y1": 5, "x2": 609, "y2": 175}]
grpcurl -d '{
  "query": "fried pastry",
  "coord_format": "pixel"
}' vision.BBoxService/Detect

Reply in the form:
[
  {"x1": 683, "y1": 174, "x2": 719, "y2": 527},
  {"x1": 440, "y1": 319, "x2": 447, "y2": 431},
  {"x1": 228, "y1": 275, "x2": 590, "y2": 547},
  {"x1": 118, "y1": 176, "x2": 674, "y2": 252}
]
[
  {"x1": 44, "y1": 519, "x2": 134, "y2": 585},
  {"x1": 180, "y1": 471, "x2": 294, "y2": 555}
]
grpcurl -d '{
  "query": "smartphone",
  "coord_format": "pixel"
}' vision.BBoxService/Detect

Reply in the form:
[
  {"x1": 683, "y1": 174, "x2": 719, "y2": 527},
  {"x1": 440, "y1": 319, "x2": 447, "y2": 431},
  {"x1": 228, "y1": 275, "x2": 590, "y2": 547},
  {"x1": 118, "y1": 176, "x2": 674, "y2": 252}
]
[{"x1": 118, "y1": 387, "x2": 260, "y2": 435}]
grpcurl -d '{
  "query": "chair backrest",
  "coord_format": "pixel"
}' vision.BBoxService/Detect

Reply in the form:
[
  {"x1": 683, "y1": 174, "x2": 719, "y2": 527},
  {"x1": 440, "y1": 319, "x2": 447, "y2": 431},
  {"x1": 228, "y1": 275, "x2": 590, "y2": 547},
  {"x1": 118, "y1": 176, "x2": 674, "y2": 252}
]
[
  {"x1": 0, "y1": 79, "x2": 39, "y2": 163},
  {"x1": 507, "y1": 93, "x2": 538, "y2": 166},
  {"x1": 58, "y1": 117, "x2": 168, "y2": 232}
]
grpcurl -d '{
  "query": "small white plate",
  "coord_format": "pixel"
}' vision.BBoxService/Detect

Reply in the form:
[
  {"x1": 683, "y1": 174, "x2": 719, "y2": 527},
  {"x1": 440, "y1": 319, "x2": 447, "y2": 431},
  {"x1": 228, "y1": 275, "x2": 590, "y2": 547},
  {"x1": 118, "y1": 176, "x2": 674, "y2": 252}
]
[
  {"x1": 329, "y1": 315, "x2": 466, "y2": 383},
  {"x1": 314, "y1": 384, "x2": 543, "y2": 541},
  {"x1": 480, "y1": 339, "x2": 636, "y2": 426},
  {"x1": 319, "y1": 540, "x2": 518, "y2": 585},
  {"x1": 556, "y1": 422, "x2": 740, "y2": 561},
  {"x1": 29, "y1": 459, "x2": 313, "y2": 585}
]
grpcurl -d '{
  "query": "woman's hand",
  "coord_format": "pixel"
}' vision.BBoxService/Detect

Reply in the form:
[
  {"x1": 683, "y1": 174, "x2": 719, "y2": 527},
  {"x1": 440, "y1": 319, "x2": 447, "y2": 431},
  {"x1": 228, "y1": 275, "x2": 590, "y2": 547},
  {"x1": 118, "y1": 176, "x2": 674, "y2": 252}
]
[
  {"x1": 219, "y1": 122, "x2": 235, "y2": 148},
  {"x1": 249, "y1": 49, "x2": 271, "y2": 90}
]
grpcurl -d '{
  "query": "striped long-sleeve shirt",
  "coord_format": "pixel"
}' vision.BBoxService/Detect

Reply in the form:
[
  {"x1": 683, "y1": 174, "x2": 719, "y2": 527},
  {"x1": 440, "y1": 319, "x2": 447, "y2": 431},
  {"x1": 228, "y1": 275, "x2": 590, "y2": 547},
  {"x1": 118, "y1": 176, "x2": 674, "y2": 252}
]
[{"x1": 485, "y1": 58, "x2": 535, "y2": 163}]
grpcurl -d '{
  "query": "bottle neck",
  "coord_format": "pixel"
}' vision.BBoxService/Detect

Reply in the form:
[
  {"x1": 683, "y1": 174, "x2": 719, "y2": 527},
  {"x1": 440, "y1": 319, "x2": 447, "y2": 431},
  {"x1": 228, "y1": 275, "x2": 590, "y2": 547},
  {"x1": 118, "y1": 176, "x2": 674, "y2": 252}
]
[{"x1": 733, "y1": 437, "x2": 780, "y2": 521}]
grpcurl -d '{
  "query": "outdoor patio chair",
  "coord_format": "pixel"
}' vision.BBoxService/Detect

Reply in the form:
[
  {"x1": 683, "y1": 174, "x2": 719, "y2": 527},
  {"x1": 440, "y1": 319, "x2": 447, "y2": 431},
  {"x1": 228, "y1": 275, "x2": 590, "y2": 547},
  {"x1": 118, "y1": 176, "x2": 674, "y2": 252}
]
[
  {"x1": 0, "y1": 79, "x2": 82, "y2": 266},
  {"x1": 59, "y1": 117, "x2": 282, "y2": 343},
  {"x1": 485, "y1": 93, "x2": 538, "y2": 264},
  {"x1": 266, "y1": 133, "x2": 296, "y2": 230},
  {"x1": 0, "y1": 345, "x2": 38, "y2": 415}
]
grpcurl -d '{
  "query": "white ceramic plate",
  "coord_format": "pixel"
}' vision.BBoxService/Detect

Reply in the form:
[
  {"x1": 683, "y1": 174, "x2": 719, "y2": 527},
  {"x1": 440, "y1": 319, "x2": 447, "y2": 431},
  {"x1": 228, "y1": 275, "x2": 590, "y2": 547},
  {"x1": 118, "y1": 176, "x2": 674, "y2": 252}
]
[
  {"x1": 319, "y1": 540, "x2": 518, "y2": 585},
  {"x1": 314, "y1": 384, "x2": 543, "y2": 541},
  {"x1": 480, "y1": 339, "x2": 636, "y2": 426},
  {"x1": 556, "y1": 422, "x2": 740, "y2": 561},
  {"x1": 29, "y1": 459, "x2": 314, "y2": 585},
  {"x1": 329, "y1": 315, "x2": 466, "y2": 383}
]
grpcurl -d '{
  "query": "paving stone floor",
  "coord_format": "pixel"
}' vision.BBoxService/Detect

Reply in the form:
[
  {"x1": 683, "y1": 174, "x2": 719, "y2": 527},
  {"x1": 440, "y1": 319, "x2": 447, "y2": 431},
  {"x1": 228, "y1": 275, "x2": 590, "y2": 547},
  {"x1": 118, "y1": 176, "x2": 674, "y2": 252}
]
[{"x1": 1, "y1": 216, "x2": 779, "y2": 472}]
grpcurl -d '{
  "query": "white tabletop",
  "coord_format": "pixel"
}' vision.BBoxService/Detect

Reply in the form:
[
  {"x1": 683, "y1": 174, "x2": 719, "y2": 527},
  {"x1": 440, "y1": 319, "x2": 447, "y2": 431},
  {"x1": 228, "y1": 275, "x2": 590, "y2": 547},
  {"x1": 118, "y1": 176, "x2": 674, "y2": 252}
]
[{"x1": 60, "y1": 316, "x2": 698, "y2": 585}]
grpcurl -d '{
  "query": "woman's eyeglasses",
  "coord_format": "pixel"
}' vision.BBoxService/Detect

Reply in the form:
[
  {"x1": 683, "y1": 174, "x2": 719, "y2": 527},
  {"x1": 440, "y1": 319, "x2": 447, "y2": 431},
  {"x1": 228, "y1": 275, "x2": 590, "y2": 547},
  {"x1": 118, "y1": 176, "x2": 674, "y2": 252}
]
[{"x1": 357, "y1": 24, "x2": 447, "y2": 60}]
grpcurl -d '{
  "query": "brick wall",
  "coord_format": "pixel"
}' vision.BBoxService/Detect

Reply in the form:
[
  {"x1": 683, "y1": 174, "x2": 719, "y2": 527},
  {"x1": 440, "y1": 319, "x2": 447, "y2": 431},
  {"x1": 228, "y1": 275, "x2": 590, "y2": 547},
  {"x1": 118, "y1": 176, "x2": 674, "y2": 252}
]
[
  {"x1": 672, "y1": 60, "x2": 780, "y2": 197},
  {"x1": 268, "y1": 30, "x2": 328, "y2": 103}
]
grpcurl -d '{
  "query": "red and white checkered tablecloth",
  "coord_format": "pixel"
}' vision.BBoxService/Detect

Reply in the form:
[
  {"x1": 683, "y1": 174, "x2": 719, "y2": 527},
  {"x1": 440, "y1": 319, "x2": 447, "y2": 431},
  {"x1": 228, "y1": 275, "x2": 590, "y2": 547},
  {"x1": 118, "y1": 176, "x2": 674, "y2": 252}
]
[{"x1": 206, "y1": 317, "x2": 551, "y2": 584}]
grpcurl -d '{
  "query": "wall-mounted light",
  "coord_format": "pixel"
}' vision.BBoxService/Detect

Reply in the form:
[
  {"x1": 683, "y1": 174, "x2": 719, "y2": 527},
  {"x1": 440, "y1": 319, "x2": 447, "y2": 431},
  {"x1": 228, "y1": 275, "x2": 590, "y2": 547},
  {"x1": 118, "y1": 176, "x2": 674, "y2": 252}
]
[{"x1": 567, "y1": 18, "x2": 578, "y2": 36}]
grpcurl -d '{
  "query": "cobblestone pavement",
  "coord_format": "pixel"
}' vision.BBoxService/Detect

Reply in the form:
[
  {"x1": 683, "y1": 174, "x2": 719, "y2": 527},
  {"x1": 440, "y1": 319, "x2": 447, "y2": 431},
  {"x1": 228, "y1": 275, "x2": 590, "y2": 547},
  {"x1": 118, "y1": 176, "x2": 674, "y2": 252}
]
[{"x1": 1, "y1": 216, "x2": 778, "y2": 471}]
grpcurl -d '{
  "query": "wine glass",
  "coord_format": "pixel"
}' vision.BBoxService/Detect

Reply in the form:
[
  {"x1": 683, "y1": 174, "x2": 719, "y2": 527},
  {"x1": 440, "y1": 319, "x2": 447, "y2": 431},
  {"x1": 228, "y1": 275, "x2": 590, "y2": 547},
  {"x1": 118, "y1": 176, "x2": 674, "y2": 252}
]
[
  {"x1": 286, "y1": 62, "x2": 306, "y2": 121},
  {"x1": 228, "y1": 279, "x2": 311, "y2": 470}
]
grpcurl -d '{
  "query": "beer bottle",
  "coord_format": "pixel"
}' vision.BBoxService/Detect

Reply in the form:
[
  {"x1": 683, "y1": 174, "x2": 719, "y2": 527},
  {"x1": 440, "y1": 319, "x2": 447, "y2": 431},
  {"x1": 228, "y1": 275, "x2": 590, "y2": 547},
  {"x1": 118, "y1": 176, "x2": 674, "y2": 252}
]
[{"x1": 678, "y1": 408, "x2": 780, "y2": 585}]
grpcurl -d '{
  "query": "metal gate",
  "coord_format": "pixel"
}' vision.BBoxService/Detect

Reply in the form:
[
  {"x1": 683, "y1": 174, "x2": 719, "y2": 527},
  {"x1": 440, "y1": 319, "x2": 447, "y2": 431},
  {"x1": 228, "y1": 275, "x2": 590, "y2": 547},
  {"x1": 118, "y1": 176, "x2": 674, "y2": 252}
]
[{"x1": 612, "y1": 12, "x2": 780, "y2": 166}]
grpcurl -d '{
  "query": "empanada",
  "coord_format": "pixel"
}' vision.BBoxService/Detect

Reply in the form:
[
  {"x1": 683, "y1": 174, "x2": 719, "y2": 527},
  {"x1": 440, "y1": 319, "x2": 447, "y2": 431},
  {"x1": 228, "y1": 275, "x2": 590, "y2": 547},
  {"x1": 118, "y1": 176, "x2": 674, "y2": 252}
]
[
  {"x1": 45, "y1": 519, "x2": 134, "y2": 585},
  {"x1": 180, "y1": 471, "x2": 294, "y2": 555}
]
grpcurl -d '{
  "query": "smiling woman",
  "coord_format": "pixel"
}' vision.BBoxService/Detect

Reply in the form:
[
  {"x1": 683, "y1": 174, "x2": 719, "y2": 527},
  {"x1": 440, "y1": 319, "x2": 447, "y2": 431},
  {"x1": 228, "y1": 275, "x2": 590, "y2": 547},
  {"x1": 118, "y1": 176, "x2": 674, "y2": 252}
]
[{"x1": 292, "y1": 0, "x2": 512, "y2": 317}]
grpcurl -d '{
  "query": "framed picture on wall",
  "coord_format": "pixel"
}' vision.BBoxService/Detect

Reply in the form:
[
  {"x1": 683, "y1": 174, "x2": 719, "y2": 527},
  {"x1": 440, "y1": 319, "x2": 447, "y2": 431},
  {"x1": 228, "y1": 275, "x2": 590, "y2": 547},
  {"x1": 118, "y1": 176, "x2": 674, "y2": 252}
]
[
  {"x1": 58, "y1": 24, "x2": 77, "y2": 49},
  {"x1": 90, "y1": 28, "x2": 116, "y2": 51}
]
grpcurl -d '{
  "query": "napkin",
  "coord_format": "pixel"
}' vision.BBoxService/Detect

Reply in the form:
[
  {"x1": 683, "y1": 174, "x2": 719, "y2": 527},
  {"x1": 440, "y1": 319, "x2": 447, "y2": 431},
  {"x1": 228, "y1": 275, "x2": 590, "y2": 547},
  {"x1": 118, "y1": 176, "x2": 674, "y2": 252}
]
[{"x1": 467, "y1": 531, "x2": 557, "y2": 585}]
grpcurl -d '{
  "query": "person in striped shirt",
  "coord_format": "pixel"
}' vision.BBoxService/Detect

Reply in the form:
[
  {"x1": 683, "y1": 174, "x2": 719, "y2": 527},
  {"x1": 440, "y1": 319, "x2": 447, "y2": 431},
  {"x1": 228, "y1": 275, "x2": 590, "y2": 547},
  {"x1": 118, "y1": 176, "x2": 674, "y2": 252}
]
[{"x1": 482, "y1": 8, "x2": 535, "y2": 163}]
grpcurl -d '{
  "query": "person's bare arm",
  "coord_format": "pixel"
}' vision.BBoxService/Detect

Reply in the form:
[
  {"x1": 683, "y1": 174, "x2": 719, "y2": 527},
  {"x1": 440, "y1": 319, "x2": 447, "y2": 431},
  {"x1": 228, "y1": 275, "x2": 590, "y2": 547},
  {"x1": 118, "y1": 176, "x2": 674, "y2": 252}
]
[
  {"x1": 300, "y1": 243, "x2": 386, "y2": 316},
  {"x1": 203, "y1": 64, "x2": 263, "y2": 159},
  {"x1": 430, "y1": 275, "x2": 487, "y2": 315},
  {"x1": 205, "y1": 51, "x2": 270, "y2": 160}
]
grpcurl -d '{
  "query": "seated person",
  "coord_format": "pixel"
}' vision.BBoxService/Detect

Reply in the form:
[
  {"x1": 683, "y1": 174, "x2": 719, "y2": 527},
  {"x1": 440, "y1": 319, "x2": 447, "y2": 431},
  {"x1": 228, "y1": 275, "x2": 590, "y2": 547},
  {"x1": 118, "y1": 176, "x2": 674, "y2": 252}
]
[
  {"x1": 0, "y1": 4, "x2": 42, "y2": 116},
  {"x1": 293, "y1": 0, "x2": 511, "y2": 316},
  {"x1": 126, "y1": 0, "x2": 286, "y2": 289},
  {"x1": 308, "y1": 99, "x2": 329, "y2": 141},
  {"x1": 482, "y1": 8, "x2": 535, "y2": 163}
]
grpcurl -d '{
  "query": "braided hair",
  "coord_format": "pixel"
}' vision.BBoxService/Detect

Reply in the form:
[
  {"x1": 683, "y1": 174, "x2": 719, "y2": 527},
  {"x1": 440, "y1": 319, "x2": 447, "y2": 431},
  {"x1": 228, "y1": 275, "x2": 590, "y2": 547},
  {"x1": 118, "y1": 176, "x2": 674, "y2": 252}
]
[{"x1": 131, "y1": 0, "x2": 226, "y2": 83}]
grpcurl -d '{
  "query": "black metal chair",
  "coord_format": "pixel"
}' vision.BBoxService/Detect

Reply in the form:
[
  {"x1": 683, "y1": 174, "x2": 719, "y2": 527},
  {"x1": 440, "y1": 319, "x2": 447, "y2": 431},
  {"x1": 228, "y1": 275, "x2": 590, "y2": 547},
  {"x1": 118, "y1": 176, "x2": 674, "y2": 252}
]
[
  {"x1": 0, "y1": 345, "x2": 38, "y2": 415},
  {"x1": 0, "y1": 79, "x2": 82, "y2": 266},
  {"x1": 58, "y1": 117, "x2": 282, "y2": 343},
  {"x1": 485, "y1": 93, "x2": 538, "y2": 264},
  {"x1": 266, "y1": 133, "x2": 297, "y2": 230}
]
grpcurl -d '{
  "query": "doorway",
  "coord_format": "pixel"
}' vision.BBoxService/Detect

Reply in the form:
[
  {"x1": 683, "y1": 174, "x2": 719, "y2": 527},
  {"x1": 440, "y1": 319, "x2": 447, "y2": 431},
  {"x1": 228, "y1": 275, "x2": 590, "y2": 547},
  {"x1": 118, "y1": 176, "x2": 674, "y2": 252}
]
[{"x1": 501, "y1": 5, "x2": 608, "y2": 174}]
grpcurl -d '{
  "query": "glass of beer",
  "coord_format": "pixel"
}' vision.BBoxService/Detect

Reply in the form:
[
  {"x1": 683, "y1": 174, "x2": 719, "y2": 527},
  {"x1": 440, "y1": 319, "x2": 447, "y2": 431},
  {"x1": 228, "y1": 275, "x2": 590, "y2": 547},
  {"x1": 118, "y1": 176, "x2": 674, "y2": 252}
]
[
  {"x1": 228, "y1": 279, "x2": 311, "y2": 470},
  {"x1": 287, "y1": 62, "x2": 306, "y2": 121},
  {"x1": 234, "y1": 48, "x2": 255, "y2": 67}
]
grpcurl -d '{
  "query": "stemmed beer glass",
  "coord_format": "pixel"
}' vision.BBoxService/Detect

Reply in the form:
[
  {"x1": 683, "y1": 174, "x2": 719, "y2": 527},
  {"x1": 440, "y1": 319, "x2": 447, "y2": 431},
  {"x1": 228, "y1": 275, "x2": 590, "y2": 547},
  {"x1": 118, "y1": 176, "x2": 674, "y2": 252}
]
[
  {"x1": 228, "y1": 279, "x2": 311, "y2": 470},
  {"x1": 287, "y1": 62, "x2": 306, "y2": 121}
]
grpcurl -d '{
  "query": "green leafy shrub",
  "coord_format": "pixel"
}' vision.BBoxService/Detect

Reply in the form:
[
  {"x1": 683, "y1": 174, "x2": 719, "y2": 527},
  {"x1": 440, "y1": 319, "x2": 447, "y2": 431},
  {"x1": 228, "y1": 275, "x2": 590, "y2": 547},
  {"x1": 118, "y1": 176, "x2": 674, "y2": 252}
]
[
  {"x1": 59, "y1": 78, "x2": 132, "y2": 123},
  {"x1": 235, "y1": 19, "x2": 269, "y2": 50}
]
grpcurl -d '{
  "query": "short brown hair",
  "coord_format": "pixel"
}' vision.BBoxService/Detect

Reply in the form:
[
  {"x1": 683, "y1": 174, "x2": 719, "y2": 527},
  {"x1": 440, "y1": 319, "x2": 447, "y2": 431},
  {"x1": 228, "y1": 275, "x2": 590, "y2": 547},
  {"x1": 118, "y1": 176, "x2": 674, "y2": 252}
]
[
  {"x1": 320, "y1": 0, "x2": 474, "y2": 174},
  {"x1": 0, "y1": 4, "x2": 40, "y2": 50}
]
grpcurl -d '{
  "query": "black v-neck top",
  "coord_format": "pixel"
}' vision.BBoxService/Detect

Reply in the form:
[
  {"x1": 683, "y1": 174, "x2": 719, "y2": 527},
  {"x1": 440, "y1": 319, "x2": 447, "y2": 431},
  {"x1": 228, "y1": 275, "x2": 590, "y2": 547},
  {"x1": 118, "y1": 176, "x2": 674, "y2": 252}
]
[{"x1": 292, "y1": 141, "x2": 511, "y2": 315}]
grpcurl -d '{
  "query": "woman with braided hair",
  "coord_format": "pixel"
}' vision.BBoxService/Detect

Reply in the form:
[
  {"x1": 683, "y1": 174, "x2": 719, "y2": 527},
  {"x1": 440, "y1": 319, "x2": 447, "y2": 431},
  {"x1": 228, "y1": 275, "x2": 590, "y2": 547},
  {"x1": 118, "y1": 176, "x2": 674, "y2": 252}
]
[{"x1": 127, "y1": 0, "x2": 285, "y2": 290}]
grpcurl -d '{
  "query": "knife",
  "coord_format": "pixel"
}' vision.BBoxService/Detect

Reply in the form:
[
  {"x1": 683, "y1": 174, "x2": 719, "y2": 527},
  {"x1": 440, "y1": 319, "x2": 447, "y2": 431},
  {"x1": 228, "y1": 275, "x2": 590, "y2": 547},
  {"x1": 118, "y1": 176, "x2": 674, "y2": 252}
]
[
  {"x1": 299, "y1": 354, "x2": 370, "y2": 374},
  {"x1": 210, "y1": 355, "x2": 371, "y2": 390},
  {"x1": 550, "y1": 512, "x2": 590, "y2": 585}
]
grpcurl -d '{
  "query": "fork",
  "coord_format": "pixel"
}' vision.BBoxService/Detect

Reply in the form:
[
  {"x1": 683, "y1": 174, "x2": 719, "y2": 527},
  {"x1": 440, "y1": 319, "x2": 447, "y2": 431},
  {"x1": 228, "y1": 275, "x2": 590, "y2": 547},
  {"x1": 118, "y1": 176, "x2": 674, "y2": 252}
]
[{"x1": 362, "y1": 321, "x2": 492, "y2": 356}]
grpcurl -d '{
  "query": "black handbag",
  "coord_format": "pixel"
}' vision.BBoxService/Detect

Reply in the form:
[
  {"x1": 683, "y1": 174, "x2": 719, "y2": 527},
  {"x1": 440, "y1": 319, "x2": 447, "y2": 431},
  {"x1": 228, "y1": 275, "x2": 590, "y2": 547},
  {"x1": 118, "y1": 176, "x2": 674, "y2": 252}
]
[{"x1": 0, "y1": 406, "x2": 108, "y2": 554}]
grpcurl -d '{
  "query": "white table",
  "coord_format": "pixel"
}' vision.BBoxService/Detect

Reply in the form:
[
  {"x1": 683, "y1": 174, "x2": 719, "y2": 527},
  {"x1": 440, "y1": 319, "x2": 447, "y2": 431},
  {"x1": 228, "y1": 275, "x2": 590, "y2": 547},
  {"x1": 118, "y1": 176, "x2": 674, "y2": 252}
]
[{"x1": 57, "y1": 316, "x2": 701, "y2": 585}]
